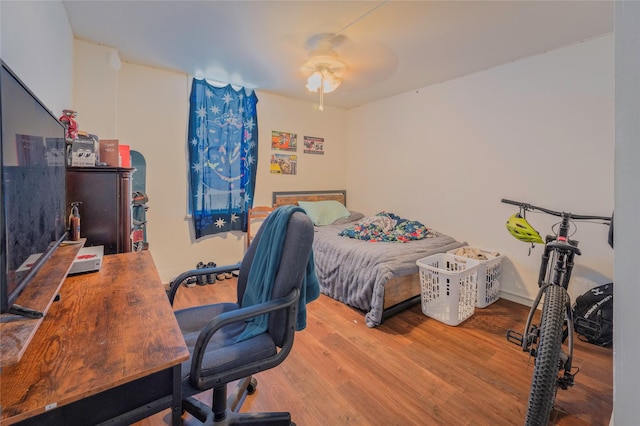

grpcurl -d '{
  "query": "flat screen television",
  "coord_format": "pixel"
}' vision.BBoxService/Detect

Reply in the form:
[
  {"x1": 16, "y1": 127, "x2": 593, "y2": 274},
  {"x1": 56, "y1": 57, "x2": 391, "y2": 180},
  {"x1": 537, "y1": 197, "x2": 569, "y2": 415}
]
[{"x1": 1, "y1": 59, "x2": 68, "y2": 316}]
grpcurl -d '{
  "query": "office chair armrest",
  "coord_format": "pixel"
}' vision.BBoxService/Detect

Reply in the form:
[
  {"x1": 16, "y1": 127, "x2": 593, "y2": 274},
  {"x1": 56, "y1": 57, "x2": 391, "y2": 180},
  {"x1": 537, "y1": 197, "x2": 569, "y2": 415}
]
[
  {"x1": 191, "y1": 287, "x2": 300, "y2": 389},
  {"x1": 166, "y1": 262, "x2": 242, "y2": 305}
]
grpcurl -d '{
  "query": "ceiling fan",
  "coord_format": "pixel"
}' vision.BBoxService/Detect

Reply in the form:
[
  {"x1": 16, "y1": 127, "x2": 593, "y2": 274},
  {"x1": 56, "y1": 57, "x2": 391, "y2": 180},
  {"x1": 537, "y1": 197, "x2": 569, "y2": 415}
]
[
  {"x1": 299, "y1": 34, "x2": 348, "y2": 111},
  {"x1": 298, "y1": 1, "x2": 393, "y2": 111}
]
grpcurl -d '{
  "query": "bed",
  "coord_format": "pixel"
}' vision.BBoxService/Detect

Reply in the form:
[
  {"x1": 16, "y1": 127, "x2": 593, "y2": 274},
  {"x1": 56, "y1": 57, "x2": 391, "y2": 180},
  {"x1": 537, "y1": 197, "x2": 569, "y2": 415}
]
[{"x1": 272, "y1": 190, "x2": 465, "y2": 327}]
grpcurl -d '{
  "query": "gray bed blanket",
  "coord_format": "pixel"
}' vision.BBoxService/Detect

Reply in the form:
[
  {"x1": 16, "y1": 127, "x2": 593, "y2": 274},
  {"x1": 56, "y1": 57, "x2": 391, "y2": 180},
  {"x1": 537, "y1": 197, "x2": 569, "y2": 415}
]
[{"x1": 312, "y1": 222, "x2": 465, "y2": 327}]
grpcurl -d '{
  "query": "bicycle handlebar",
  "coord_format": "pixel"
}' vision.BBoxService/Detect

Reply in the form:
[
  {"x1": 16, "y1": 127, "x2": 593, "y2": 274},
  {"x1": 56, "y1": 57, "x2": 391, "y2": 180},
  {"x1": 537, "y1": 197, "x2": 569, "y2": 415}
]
[{"x1": 501, "y1": 199, "x2": 611, "y2": 222}]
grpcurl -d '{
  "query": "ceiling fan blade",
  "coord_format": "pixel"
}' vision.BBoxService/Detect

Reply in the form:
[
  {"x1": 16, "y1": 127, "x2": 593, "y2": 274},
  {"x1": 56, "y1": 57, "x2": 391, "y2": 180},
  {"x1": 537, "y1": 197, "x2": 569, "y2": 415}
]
[{"x1": 336, "y1": 39, "x2": 398, "y2": 92}]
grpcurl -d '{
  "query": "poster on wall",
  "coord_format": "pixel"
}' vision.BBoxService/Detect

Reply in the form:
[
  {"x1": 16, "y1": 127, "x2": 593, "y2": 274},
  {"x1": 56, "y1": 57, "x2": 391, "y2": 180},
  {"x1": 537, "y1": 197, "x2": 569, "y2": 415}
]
[
  {"x1": 303, "y1": 136, "x2": 324, "y2": 155},
  {"x1": 270, "y1": 153, "x2": 297, "y2": 175},
  {"x1": 271, "y1": 130, "x2": 297, "y2": 152}
]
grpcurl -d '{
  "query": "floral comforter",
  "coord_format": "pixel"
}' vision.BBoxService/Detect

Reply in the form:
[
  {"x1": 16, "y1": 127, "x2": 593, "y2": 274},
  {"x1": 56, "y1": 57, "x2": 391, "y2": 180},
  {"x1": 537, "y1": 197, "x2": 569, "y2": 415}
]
[{"x1": 338, "y1": 211, "x2": 431, "y2": 243}]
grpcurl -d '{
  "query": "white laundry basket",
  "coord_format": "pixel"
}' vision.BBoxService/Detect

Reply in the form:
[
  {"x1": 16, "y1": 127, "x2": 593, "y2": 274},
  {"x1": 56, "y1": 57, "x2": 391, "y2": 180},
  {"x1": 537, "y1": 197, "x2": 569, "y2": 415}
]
[
  {"x1": 416, "y1": 253, "x2": 479, "y2": 326},
  {"x1": 448, "y1": 247, "x2": 504, "y2": 308}
]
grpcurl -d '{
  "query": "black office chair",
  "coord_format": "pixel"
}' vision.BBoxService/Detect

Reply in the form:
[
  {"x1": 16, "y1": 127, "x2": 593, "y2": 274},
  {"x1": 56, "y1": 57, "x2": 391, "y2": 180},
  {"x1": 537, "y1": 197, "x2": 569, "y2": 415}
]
[{"x1": 167, "y1": 207, "x2": 316, "y2": 425}]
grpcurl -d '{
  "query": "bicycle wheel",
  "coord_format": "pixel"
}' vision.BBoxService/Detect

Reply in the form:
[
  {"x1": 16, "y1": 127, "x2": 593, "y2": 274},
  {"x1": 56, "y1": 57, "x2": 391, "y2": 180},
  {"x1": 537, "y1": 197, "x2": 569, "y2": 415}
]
[{"x1": 526, "y1": 284, "x2": 567, "y2": 425}]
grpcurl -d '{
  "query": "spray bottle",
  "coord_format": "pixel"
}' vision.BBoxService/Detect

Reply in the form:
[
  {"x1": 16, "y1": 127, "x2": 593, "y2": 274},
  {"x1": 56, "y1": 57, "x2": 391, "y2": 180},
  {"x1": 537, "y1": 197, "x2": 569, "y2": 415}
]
[{"x1": 69, "y1": 202, "x2": 82, "y2": 241}]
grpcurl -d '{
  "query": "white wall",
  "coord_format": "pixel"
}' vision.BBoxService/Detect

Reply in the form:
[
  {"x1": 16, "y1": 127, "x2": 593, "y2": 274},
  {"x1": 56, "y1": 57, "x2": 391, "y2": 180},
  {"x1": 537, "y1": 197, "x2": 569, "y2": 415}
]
[
  {"x1": 116, "y1": 61, "x2": 194, "y2": 282},
  {"x1": 0, "y1": 0, "x2": 73, "y2": 116},
  {"x1": 613, "y1": 2, "x2": 640, "y2": 424},
  {"x1": 72, "y1": 40, "x2": 119, "y2": 138},
  {"x1": 255, "y1": 93, "x2": 348, "y2": 206},
  {"x1": 346, "y1": 35, "x2": 614, "y2": 304},
  {"x1": 71, "y1": 41, "x2": 349, "y2": 283}
]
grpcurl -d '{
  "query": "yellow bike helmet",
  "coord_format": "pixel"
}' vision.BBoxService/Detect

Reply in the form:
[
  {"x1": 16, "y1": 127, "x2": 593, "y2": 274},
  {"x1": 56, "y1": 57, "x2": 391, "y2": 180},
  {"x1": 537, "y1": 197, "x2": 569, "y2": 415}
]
[{"x1": 506, "y1": 213, "x2": 544, "y2": 244}]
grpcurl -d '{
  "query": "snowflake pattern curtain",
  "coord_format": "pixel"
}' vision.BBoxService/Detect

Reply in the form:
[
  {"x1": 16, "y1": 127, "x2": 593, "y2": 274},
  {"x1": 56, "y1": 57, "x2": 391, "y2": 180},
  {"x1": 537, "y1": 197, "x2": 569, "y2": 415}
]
[{"x1": 188, "y1": 78, "x2": 258, "y2": 239}]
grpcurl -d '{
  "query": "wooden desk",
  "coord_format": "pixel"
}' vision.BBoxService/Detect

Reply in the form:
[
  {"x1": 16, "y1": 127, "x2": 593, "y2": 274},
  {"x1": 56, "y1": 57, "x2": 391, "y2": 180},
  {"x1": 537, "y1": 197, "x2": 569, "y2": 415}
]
[
  {"x1": 1, "y1": 241, "x2": 84, "y2": 367},
  {"x1": 0, "y1": 251, "x2": 189, "y2": 425}
]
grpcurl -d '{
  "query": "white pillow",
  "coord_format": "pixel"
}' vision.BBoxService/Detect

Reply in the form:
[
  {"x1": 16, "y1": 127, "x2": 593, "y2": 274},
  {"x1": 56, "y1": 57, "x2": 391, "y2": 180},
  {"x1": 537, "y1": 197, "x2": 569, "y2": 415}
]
[{"x1": 298, "y1": 200, "x2": 350, "y2": 226}]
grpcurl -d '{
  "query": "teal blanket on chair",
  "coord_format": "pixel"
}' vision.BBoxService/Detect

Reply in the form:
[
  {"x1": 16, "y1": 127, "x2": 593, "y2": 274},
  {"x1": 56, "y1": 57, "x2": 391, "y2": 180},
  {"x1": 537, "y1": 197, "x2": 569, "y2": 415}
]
[{"x1": 237, "y1": 205, "x2": 319, "y2": 342}]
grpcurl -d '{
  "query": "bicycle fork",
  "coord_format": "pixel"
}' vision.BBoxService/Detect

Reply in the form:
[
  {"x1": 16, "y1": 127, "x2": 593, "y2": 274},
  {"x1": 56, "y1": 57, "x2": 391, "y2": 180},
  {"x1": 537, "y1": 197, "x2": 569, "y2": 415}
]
[{"x1": 506, "y1": 284, "x2": 577, "y2": 388}]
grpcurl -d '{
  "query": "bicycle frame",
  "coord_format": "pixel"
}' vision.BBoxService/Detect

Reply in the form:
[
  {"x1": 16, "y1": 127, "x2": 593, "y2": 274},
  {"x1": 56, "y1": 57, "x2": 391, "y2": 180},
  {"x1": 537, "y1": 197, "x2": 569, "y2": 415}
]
[
  {"x1": 502, "y1": 199, "x2": 611, "y2": 423},
  {"x1": 521, "y1": 212, "x2": 582, "y2": 388}
]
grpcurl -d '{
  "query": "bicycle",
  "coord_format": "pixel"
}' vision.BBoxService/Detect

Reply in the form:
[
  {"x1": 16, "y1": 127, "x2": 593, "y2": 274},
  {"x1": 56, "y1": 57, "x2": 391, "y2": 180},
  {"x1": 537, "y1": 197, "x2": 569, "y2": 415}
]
[{"x1": 501, "y1": 199, "x2": 612, "y2": 425}]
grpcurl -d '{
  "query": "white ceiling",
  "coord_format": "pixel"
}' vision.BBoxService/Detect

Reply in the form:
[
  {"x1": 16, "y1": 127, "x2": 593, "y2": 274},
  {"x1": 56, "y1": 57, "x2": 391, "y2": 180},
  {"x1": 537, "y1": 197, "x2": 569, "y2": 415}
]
[{"x1": 63, "y1": 0, "x2": 614, "y2": 110}]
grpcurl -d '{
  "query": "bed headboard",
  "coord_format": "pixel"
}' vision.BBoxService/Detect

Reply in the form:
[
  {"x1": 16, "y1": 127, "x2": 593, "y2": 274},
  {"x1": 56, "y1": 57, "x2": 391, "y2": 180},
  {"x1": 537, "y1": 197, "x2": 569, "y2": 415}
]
[{"x1": 272, "y1": 190, "x2": 347, "y2": 208}]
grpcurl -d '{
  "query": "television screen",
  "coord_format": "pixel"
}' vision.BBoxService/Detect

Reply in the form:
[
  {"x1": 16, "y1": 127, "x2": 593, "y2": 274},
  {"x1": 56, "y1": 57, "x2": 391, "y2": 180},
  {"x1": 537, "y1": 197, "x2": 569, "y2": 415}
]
[{"x1": 1, "y1": 60, "x2": 68, "y2": 314}]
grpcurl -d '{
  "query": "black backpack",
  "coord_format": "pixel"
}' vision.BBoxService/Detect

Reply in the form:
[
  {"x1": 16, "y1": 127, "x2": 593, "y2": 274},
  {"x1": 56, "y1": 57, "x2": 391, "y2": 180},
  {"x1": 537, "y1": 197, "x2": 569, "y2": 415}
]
[{"x1": 572, "y1": 283, "x2": 613, "y2": 347}]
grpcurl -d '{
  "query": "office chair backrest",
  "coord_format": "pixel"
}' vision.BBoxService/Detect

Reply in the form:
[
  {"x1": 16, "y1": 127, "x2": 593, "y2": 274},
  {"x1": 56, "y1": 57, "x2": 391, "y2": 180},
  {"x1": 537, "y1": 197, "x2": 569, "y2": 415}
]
[{"x1": 236, "y1": 209, "x2": 314, "y2": 347}]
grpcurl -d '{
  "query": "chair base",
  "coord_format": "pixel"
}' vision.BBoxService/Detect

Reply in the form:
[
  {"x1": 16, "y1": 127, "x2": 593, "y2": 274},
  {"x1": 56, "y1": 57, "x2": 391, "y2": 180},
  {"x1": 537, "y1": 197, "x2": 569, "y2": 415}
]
[{"x1": 183, "y1": 377, "x2": 293, "y2": 426}]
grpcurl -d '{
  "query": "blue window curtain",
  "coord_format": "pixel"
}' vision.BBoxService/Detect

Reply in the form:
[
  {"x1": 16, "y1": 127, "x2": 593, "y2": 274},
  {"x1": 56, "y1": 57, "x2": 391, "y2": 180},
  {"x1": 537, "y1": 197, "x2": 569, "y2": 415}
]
[{"x1": 187, "y1": 78, "x2": 258, "y2": 239}]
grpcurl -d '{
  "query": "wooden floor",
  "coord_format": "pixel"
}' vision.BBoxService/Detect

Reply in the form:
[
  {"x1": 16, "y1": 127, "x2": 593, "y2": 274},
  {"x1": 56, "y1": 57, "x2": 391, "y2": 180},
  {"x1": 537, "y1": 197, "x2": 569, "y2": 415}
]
[{"x1": 136, "y1": 278, "x2": 612, "y2": 426}]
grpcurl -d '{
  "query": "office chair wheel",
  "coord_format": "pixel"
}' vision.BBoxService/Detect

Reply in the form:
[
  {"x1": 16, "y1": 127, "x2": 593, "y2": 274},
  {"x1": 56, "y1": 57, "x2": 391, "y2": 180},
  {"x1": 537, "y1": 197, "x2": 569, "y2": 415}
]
[{"x1": 247, "y1": 377, "x2": 258, "y2": 395}]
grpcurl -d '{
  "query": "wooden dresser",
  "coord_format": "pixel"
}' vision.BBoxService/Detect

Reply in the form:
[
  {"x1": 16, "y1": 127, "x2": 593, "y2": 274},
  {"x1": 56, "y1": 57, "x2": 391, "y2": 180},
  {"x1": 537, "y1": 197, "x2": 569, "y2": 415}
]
[{"x1": 66, "y1": 167, "x2": 133, "y2": 254}]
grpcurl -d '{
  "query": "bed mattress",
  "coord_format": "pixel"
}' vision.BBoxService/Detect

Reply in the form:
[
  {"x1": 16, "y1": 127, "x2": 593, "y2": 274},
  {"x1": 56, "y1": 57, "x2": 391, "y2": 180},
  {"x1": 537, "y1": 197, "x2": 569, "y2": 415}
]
[{"x1": 312, "y1": 222, "x2": 464, "y2": 327}]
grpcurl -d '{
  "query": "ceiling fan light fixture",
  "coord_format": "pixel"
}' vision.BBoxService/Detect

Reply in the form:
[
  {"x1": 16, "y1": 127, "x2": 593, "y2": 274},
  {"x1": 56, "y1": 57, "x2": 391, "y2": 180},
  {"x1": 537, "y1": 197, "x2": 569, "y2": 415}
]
[
  {"x1": 322, "y1": 70, "x2": 341, "y2": 93},
  {"x1": 305, "y1": 71, "x2": 323, "y2": 92},
  {"x1": 306, "y1": 68, "x2": 341, "y2": 93},
  {"x1": 300, "y1": 38, "x2": 348, "y2": 111},
  {"x1": 305, "y1": 68, "x2": 341, "y2": 112}
]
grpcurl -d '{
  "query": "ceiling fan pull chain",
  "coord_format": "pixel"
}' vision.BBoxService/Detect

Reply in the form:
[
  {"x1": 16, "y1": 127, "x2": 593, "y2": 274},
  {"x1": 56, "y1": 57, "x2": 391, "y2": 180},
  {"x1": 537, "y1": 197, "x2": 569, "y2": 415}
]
[{"x1": 319, "y1": 74, "x2": 325, "y2": 111}]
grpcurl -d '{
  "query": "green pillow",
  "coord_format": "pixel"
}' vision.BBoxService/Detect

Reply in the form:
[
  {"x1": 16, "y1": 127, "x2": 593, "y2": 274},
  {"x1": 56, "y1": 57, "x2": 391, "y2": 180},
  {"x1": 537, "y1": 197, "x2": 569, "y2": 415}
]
[{"x1": 298, "y1": 200, "x2": 350, "y2": 226}]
